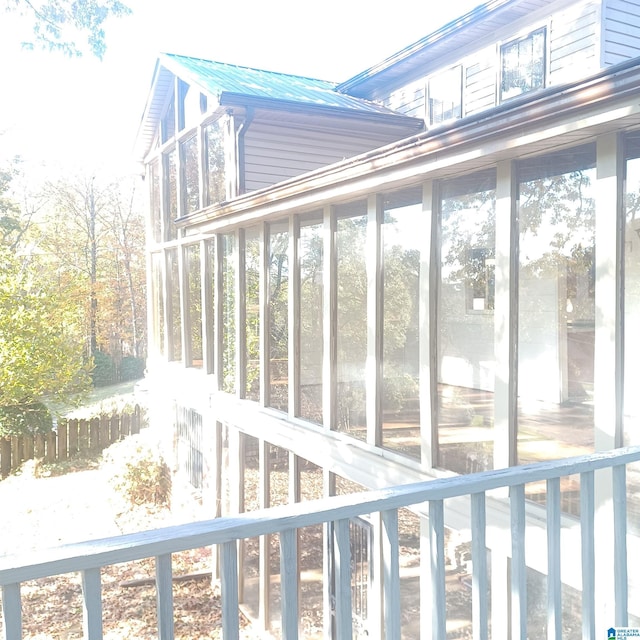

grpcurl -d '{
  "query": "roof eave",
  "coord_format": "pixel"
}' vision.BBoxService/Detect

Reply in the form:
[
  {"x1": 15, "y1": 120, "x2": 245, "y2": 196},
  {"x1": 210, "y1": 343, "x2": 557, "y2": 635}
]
[{"x1": 336, "y1": 0, "x2": 514, "y2": 94}]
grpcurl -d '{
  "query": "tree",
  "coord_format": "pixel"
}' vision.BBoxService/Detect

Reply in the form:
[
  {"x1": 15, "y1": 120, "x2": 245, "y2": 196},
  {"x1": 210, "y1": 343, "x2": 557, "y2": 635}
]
[
  {"x1": 5, "y1": 0, "x2": 131, "y2": 58},
  {"x1": 0, "y1": 166, "x2": 92, "y2": 435},
  {"x1": 0, "y1": 244, "x2": 92, "y2": 435},
  {"x1": 37, "y1": 174, "x2": 146, "y2": 379}
]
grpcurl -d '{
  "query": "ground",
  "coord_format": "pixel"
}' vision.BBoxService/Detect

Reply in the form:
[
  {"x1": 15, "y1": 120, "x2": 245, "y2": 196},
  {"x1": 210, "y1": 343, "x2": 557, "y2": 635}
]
[{"x1": 0, "y1": 456, "x2": 256, "y2": 640}]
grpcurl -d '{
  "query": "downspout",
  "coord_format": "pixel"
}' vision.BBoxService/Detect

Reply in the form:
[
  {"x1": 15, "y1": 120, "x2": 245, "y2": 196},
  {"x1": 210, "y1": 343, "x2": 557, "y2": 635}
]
[{"x1": 236, "y1": 107, "x2": 254, "y2": 196}]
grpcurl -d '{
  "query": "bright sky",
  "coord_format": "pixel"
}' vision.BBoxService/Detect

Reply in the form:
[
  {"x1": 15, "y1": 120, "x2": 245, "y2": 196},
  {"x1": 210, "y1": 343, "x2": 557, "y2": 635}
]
[{"x1": 0, "y1": 0, "x2": 480, "y2": 180}]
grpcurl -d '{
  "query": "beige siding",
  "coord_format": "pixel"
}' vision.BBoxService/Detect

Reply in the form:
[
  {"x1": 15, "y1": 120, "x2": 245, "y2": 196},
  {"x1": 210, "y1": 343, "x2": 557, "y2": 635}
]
[
  {"x1": 464, "y1": 45, "x2": 497, "y2": 117},
  {"x1": 375, "y1": 0, "x2": 608, "y2": 125},
  {"x1": 603, "y1": 0, "x2": 640, "y2": 65},
  {"x1": 383, "y1": 79, "x2": 426, "y2": 119},
  {"x1": 243, "y1": 122, "x2": 417, "y2": 192},
  {"x1": 548, "y1": 2, "x2": 600, "y2": 85}
]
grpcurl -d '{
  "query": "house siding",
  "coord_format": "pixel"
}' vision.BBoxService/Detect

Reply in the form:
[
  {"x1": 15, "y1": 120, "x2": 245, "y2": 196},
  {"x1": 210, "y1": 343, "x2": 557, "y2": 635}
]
[
  {"x1": 243, "y1": 121, "x2": 413, "y2": 192},
  {"x1": 548, "y1": 2, "x2": 600, "y2": 85},
  {"x1": 464, "y1": 45, "x2": 497, "y2": 116},
  {"x1": 602, "y1": 0, "x2": 640, "y2": 65},
  {"x1": 376, "y1": 0, "x2": 604, "y2": 125}
]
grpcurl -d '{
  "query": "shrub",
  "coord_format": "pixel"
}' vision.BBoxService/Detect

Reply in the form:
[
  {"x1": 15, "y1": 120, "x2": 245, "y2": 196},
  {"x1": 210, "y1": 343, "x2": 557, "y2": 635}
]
[
  {"x1": 101, "y1": 434, "x2": 171, "y2": 509},
  {"x1": 120, "y1": 356, "x2": 145, "y2": 382},
  {"x1": 91, "y1": 350, "x2": 115, "y2": 387},
  {"x1": 0, "y1": 402, "x2": 53, "y2": 437}
]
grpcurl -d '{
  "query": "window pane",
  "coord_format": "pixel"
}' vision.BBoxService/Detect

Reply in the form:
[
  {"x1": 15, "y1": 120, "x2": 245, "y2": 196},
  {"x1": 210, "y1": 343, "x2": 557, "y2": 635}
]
[
  {"x1": 181, "y1": 133, "x2": 200, "y2": 215},
  {"x1": 149, "y1": 159, "x2": 162, "y2": 243},
  {"x1": 336, "y1": 202, "x2": 367, "y2": 439},
  {"x1": 382, "y1": 187, "x2": 422, "y2": 458},
  {"x1": 428, "y1": 65, "x2": 462, "y2": 125},
  {"x1": 186, "y1": 244, "x2": 202, "y2": 367},
  {"x1": 517, "y1": 145, "x2": 595, "y2": 469},
  {"x1": 501, "y1": 28, "x2": 546, "y2": 101},
  {"x1": 245, "y1": 227, "x2": 261, "y2": 401},
  {"x1": 438, "y1": 169, "x2": 496, "y2": 473},
  {"x1": 164, "y1": 149, "x2": 178, "y2": 241},
  {"x1": 268, "y1": 221, "x2": 289, "y2": 411},
  {"x1": 167, "y1": 248, "x2": 182, "y2": 362},
  {"x1": 206, "y1": 119, "x2": 226, "y2": 206},
  {"x1": 222, "y1": 233, "x2": 236, "y2": 393},
  {"x1": 624, "y1": 132, "x2": 640, "y2": 533},
  {"x1": 206, "y1": 238, "x2": 216, "y2": 374},
  {"x1": 151, "y1": 252, "x2": 165, "y2": 356},
  {"x1": 299, "y1": 216, "x2": 323, "y2": 424}
]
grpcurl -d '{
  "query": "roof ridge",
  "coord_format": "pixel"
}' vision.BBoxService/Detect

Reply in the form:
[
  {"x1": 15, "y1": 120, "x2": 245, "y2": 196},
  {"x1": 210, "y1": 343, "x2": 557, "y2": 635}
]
[{"x1": 159, "y1": 52, "x2": 338, "y2": 87}]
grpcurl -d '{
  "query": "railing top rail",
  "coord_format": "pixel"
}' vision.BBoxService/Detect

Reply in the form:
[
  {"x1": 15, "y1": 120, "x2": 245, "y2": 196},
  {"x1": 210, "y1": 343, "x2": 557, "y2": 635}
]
[{"x1": 2, "y1": 445, "x2": 639, "y2": 586}]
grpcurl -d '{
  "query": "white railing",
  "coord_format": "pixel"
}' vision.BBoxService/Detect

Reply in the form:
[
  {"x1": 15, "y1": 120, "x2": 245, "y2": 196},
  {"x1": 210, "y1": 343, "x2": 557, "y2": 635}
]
[{"x1": 2, "y1": 446, "x2": 639, "y2": 640}]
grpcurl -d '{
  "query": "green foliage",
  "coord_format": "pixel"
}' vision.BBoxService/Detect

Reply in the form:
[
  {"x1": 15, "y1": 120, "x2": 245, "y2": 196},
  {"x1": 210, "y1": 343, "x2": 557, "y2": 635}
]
[
  {"x1": 102, "y1": 434, "x2": 171, "y2": 508},
  {"x1": 91, "y1": 349, "x2": 115, "y2": 387},
  {"x1": 0, "y1": 244, "x2": 93, "y2": 436},
  {"x1": 0, "y1": 402, "x2": 52, "y2": 437},
  {"x1": 7, "y1": 0, "x2": 132, "y2": 58},
  {"x1": 119, "y1": 355, "x2": 145, "y2": 382}
]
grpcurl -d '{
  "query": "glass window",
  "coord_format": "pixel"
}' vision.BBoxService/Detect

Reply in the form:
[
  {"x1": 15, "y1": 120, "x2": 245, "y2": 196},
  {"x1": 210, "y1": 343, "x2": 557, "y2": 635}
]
[
  {"x1": 428, "y1": 65, "x2": 462, "y2": 126},
  {"x1": 245, "y1": 227, "x2": 261, "y2": 401},
  {"x1": 205, "y1": 119, "x2": 226, "y2": 206},
  {"x1": 161, "y1": 93, "x2": 175, "y2": 143},
  {"x1": 336, "y1": 201, "x2": 368, "y2": 439},
  {"x1": 206, "y1": 237, "x2": 216, "y2": 374},
  {"x1": 164, "y1": 149, "x2": 178, "y2": 241},
  {"x1": 437, "y1": 169, "x2": 496, "y2": 474},
  {"x1": 624, "y1": 132, "x2": 640, "y2": 533},
  {"x1": 381, "y1": 187, "x2": 422, "y2": 459},
  {"x1": 167, "y1": 248, "x2": 182, "y2": 362},
  {"x1": 181, "y1": 133, "x2": 200, "y2": 215},
  {"x1": 501, "y1": 27, "x2": 546, "y2": 101},
  {"x1": 222, "y1": 233, "x2": 236, "y2": 393},
  {"x1": 185, "y1": 244, "x2": 202, "y2": 368},
  {"x1": 517, "y1": 145, "x2": 595, "y2": 469},
  {"x1": 179, "y1": 81, "x2": 203, "y2": 131},
  {"x1": 151, "y1": 252, "x2": 165, "y2": 356},
  {"x1": 149, "y1": 158, "x2": 162, "y2": 243},
  {"x1": 298, "y1": 215, "x2": 324, "y2": 425},
  {"x1": 268, "y1": 221, "x2": 289, "y2": 411}
]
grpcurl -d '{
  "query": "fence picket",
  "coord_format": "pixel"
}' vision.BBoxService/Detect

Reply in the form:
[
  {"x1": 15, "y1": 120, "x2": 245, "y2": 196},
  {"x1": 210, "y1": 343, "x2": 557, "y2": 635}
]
[{"x1": 0, "y1": 407, "x2": 144, "y2": 477}]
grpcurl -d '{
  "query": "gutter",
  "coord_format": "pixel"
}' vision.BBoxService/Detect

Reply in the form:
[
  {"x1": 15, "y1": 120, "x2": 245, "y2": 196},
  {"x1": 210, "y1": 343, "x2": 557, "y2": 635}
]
[
  {"x1": 218, "y1": 92, "x2": 425, "y2": 129},
  {"x1": 178, "y1": 58, "x2": 640, "y2": 231}
]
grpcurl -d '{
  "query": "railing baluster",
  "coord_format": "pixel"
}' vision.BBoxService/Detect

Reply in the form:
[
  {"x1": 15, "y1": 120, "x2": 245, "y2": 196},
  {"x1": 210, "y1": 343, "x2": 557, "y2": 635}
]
[
  {"x1": 155, "y1": 554, "x2": 174, "y2": 640},
  {"x1": 381, "y1": 509, "x2": 400, "y2": 640},
  {"x1": 613, "y1": 464, "x2": 628, "y2": 626},
  {"x1": 81, "y1": 567, "x2": 103, "y2": 640},
  {"x1": 471, "y1": 492, "x2": 488, "y2": 640},
  {"x1": 510, "y1": 484, "x2": 526, "y2": 640},
  {"x1": 1, "y1": 583, "x2": 22, "y2": 640},
  {"x1": 333, "y1": 518, "x2": 353, "y2": 640},
  {"x1": 280, "y1": 528, "x2": 299, "y2": 640},
  {"x1": 429, "y1": 499, "x2": 446, "y2": 640},
  {"x1": 546, "y1": 477, "x2": 562, "y2": 640},
  {"x1": 221, "y1": 541, "x2": 240, "y2": 640},
  {"x1": 580, "y1": 470, "x2": 595, "y2": 639}
]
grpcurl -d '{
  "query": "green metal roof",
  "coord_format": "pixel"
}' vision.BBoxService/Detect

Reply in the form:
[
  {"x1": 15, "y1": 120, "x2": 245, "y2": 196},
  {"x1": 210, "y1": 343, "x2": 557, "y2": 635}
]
[{"x1": 159, "y1": 52, "x2": 404, "y2": 116}]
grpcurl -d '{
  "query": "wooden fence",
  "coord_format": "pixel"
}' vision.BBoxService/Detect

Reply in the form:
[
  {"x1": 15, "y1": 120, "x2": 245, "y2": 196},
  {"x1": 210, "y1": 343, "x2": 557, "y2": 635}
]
[{"x1": 0, "y1": 406, "x2": 144, "y2": 478}]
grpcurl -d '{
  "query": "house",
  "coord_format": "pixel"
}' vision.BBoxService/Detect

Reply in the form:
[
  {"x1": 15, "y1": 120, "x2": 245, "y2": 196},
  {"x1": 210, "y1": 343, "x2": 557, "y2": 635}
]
[{"x1": 135, "y1": 0, "x2": 640, "y2": 636}]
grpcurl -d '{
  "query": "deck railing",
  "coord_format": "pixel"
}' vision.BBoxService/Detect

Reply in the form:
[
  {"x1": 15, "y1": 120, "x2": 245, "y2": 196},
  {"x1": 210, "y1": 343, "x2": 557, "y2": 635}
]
[{"x1": 2, "y1": 446, "x2": 640, "y2": 640}]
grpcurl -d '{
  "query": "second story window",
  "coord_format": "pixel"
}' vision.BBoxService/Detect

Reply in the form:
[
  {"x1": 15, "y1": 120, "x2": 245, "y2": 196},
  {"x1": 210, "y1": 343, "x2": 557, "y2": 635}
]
[
  {"x1": 501, "y1": 27, "x2": 546, "y2": 101},
  {"x1": 428, "y1": 65, "x2": 462, "y2": 126}
]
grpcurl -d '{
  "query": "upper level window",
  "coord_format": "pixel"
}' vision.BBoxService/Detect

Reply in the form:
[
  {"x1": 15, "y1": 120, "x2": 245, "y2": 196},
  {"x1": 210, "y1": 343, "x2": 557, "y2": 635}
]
[
  {"x1": 500, "y1": 27, "x2": 546, "y2": 101},
  {"x1": 428, "y1": 65, "x2": 462, "y2": 126}
]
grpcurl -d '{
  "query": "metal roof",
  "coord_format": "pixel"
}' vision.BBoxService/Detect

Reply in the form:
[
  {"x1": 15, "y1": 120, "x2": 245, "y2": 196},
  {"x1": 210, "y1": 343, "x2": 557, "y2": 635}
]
[
  {"x1": 159, "y1": 53, "x2": 403, "y2": 116},
  {"x1": 133, "y1": 53, "x2": 423, "y2": 163},
  {"x1": 337, "y1": 0, "x2": 555, "y2": 98}
]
